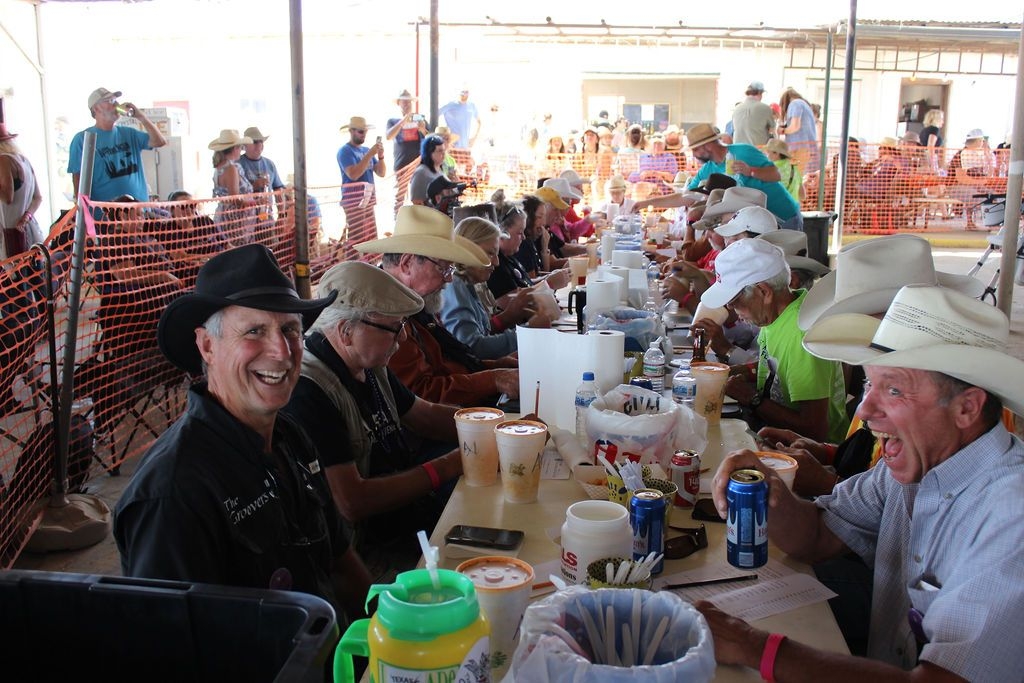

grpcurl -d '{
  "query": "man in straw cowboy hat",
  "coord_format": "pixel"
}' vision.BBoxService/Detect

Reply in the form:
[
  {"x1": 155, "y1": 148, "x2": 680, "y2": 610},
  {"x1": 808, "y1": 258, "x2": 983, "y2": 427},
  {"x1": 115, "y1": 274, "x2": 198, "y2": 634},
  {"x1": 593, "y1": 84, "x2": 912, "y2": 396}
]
[
  {"x1": 238, "y1": 126, "x2": 285, "y2": 194},
  {"x1": 115, "y1": 244, "x2": 371, "y2": 624},
  {"x1": 356, "y1": 205, "x2": 519, "y2": 406},
  {"x1": 700, "y1": 237, "x2": 849, "y2": 443},
  {"x1": 386, "y1": 89, "x2": 429, "y2": 217},
  {"x1": 68, "y1": 87, "x2": 166, "y2": 201},
  {"x1": 702, "y1": 284, "x2": 1024, "y2": 682},
  {"x1": 284, "y1": 261, "x2": 465, "y2": 581},
  {"x1": 684, "y1": 122, "x2": 802, "y2": 230},
  {"x1": 338, "y1": 115, "x2": 386, "y2": 257}
]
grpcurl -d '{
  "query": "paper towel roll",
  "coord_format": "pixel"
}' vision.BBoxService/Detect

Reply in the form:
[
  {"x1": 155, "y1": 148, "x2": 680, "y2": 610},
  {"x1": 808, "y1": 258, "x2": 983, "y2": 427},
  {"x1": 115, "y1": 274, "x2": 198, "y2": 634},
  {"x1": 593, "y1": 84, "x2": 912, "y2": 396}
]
[
  {"x1": 600, "y1": 265, "x2": 630, "y2": 302},
  {"x1": 517, "y1": 327, "x2": 625, "y2": 432},
  {"x1": 585, "y1": 274, "x2": 621, "y2": 314},
  {"x1": 611, "y1": 250, "x2": 645, "y2": 269},
  {"x1": 600, "y1": 233, "x2": 617, "y2": 265}
]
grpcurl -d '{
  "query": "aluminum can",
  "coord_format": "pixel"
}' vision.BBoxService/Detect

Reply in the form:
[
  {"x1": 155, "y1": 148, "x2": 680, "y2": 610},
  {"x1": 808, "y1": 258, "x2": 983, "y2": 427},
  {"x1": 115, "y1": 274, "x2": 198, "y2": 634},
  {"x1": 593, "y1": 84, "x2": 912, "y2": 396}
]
[
  {"x1": 726, "y1": 469, "x2": 768, "y2": 568},
  {"x1": 629, "y1": 377, "x2": 654, "y2": 391},
  {"x1": 671, "y1": 451, "x2": 701, "y2": 508},
  {"x1": 630, "y1": 488, "x2": 666, "y2": 575}
]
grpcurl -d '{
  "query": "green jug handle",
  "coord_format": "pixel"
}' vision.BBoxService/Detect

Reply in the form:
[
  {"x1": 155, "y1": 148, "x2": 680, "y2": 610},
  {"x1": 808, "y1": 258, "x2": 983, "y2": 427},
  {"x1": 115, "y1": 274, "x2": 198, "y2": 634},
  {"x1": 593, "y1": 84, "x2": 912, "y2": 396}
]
[{"x1": 334, "y1": 618, "x2": 370, "y2": 683}]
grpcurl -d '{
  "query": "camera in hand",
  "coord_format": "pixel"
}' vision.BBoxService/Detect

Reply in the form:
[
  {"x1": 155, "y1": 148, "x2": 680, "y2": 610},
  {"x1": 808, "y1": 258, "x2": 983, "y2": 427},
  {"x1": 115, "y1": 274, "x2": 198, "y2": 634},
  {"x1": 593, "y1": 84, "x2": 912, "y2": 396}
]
[{"x1": 426, "y1": 175, "x2": 476, "y2": 219}]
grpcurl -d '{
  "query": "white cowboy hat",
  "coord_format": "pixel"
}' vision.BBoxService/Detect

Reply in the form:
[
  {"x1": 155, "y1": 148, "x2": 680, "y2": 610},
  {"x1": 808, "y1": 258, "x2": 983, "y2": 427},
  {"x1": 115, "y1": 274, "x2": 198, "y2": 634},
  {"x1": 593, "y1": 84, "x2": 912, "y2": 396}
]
[
  {"x1": 802, "y1": 284, "x2": 1024, "y2": 415},
  {"x1": 542, "y1": 177, "x2": 582, "y2": 202},
  {"x1": 559, "y1": 168, "x2": 586, "y2": 189},
  {"x1": 701, "y1": 186, "x2": 767, "y2": 221},
  {"x1": 355, "y1": 205, "x2": 489, "y2": 266},
  {"x1": 797, "y1": 234, "x2": 985, "y2": 330},
  {"x1": 207, "y1": 129, "x2": 253, "y2": 151},
  {"x1": 760, "y1": 230, "x2": 830, "y2": 277}
]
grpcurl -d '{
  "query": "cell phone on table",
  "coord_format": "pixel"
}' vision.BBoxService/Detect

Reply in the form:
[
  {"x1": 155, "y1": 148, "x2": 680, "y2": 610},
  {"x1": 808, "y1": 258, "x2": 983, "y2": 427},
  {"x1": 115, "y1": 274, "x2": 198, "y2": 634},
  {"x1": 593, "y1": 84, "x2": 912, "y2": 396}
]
[{"x1": 445, "y1": 525, "x2": 525, "y2": 551}]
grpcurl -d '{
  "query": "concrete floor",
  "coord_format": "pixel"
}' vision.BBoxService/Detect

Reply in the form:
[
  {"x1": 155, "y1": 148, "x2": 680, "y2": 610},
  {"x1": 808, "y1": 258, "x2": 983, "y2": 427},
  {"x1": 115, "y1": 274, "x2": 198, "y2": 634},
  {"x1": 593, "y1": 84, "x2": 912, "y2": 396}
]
[{"x1": 11, "y1": 231, "x2": 1024, "y2": 578}]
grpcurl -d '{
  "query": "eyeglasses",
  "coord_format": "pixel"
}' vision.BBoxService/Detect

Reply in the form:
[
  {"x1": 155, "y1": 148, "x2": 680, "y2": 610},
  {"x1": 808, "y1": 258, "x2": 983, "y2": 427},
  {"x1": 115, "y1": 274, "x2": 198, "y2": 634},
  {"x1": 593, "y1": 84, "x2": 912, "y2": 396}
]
[
  {"x1": 358, "y1": 318, "x2": 408, "y2": 338},
  {"x1": 421, "y1": 256, "x2": 456, "y2": 278},
  {"x1": 663, "y1": 523, "x2": 709, "y2": 560}
]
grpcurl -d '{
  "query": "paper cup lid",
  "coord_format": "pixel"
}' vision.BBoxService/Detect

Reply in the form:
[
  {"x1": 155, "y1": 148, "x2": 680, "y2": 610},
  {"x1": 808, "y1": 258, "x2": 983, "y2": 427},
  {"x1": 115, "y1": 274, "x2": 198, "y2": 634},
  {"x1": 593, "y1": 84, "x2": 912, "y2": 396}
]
[
  {"x1": 757, "y1": 451, "x2": 798, "y2": 471},
  {"x1": 455, "y1": 407, "x2": 505, "y2": 421},
  {"x1": 456, "y1": 557, "x2": 534, "y2": 591},
  {"x1": 495, "y1": 420, "x2": 546, "y2": 435}
]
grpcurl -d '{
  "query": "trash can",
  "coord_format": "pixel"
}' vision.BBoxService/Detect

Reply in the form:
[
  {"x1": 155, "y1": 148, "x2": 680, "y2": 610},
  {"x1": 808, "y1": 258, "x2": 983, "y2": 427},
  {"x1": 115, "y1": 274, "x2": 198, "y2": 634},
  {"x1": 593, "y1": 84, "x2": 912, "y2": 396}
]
[
  {"x1": 0, "y1": 570, "x2": 338, "y2": 682},
  {"x1": 801, "y1": 211, "x2": 836, "y2": 267}
]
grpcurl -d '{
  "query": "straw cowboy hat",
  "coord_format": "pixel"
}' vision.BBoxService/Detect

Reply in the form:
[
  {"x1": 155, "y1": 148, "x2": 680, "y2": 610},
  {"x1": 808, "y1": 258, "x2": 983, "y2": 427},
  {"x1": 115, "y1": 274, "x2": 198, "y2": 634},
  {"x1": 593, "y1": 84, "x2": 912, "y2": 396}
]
[
  {"x1": 157, "y1": 245, "x2": 336, "y2": 374},
  {"x1": 542, "y1": 177, "x2": 582, "y2": 202},
  {"x1": 339, "y1": 116, "x2": 374, "y2": 132},
  {"x1": 664, "y1": 125, "x2": 683, "y2": 151},
  {"x1": 316, "y1": 261, "x2": 424, "y2": 318},
  {"x1": 671, "y1": 172, "x2": 690, "y2": 192},
  {"x1": 432, "y1": 126, "x2": 460, "y2": 144},
  {"x1": 685, "y1": 123, "x2": 722, "y2": 149},
  {"x1": 765, "y1": 139, "x2": 791, "y2": 158},
  {"x1": 208, "y1": 129, "x2": 253, "y2": 151},
  {"x1": 396, "y1": 89, "x2": 418, "y2": 102},
  {"x1": 760, "y1": 229, "x2": 831, "y2": 277},
  {"x1": 701, "y1": 186, "x2": 768, "y2": 221},
  {"x1": 607, "y1": 175, "x2": 627, "y2": 191},
  {"x1": 797, "y1": 234, "x2": 985, "y2": 330},
  {"x1": 243, "y1": 126, "x2": 269, "y2": 142},
  {"x1": 691, "y1": 188, "x2": 729, "y2": 230},
  {"x1": 355, "y1": 205, "x2": 489, "y2": 266},
  {"x1": 802, "y1": 285, "x2": 1024, "y2": 415}
]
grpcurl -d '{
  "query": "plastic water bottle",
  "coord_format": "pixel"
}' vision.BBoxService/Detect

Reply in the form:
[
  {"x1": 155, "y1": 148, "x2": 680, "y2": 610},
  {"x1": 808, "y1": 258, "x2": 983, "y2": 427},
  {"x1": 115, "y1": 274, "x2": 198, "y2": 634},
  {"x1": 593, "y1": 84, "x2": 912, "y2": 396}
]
[
  {"x1": 642, "y1": 341, "x2": 666, "y2": 393},
  {"x1": 672, "y1": 366, "x2": 698, "y2": 407},
  {"x1": 644, "y1": 260, "x2": 662, "y2": 313},
  {"x1": 575, "y1": 372, "x2": 601, "y2": 447}
]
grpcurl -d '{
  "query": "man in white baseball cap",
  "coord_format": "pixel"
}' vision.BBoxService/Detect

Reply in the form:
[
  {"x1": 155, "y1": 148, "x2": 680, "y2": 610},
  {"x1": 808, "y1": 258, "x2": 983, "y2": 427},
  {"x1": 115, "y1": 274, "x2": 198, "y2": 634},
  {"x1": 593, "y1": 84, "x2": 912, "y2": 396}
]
[{"x1": 702, "y1": 238, "x2": 849, "y2": 443}]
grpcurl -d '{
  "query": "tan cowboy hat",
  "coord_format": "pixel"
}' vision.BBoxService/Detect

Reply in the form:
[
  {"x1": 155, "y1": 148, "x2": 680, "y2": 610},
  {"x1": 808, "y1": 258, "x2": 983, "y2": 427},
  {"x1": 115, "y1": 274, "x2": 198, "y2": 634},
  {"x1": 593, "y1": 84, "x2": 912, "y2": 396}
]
[
  {"x1": 671, "y1": 171, "x2": 690, "y2": 191},
  {"x1": 397, "y1": 89, "x2": 418, "y2": 102},
  {"x1": 355, "y1": 205, "x2": 489, "y2": 266},
  {"x1": 207, "y1": 129, "x2": 253, "y2": 151},
  {"x1": 879, "y1": 137, "x2": 899, "y2": 149},
  {"x1": 701, "y1": 186, "x2": 768, "y2": 221},
  {"x1": 433, "y1": 126, "x2": 460, "y2": 144},
  {"x1": 760, "y1": 230, "x2": 830, "y2": 277},
  {"x1": 802, "y1": 285, "x2": 1024, "y2": 415},
  {"x1": 691, "y1": 188, "x2": 729, "y2": 230},
  {"x1": 765, "y1": 138, "x2": 790, "y2": 158},
  {"x1": 535, "y1": 186, "x2": 569, "y2": 211},
  {"x1": 685, "y1": 123, "x2": 721, "y2": 149},
  {"x1": 243, "y1": 126, "x2": 269, "y2": 142},
  {"x1": 797, "y1": 234, "x2": 985, "y2": 330},
  {"x1": 608, "y1": 175, "x2": 627, "y2": 191},
  {"x1": 339, "y1": 116, "x2": 374, "y2": 131}
]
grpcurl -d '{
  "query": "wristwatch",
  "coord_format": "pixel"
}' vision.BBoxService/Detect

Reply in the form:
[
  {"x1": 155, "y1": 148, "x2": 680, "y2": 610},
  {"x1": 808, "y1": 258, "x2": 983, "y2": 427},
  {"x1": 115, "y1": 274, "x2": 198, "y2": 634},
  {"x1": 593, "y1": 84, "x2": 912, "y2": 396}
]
[{"x1": 748, "y1": 393, "x2": 763, "y2": 410}]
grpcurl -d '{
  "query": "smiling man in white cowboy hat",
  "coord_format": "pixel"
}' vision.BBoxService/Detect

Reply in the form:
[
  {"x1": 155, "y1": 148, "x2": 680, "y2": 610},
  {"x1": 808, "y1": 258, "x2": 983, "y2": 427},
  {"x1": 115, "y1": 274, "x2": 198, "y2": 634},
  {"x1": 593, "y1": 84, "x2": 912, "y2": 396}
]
[
  {"x1": 684, "y1": 122, "x2": 802, "y2": 230},
  {"x1": 115, "y1": 244, "x2": 372, "y2": 625},
  {"x1": 67, "y1": 87, "x2": 166, "y2": 201},
  {"x1": 703, "y1": 284, "x2": 1024, "y2": 682},
  {"x1": 701, "y1": 237, "x2": 849, "y2": 443},
  {"x1": 356, "y1": 205, "x2": 518, "y2": 407},
  {"x1": 338, "y1": 115, "x2": 386, "y2": 255},
  {"x1": 283, "y1": 261, "x2": 466, "y2": 582}
]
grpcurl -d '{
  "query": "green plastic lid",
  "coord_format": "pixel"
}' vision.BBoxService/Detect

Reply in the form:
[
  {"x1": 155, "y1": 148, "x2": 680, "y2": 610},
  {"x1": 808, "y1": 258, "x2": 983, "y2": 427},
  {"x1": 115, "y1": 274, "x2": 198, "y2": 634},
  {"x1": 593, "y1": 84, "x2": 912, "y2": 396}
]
[{"x1": 367, "y1": 568, "x2": 480, "y2": 642}]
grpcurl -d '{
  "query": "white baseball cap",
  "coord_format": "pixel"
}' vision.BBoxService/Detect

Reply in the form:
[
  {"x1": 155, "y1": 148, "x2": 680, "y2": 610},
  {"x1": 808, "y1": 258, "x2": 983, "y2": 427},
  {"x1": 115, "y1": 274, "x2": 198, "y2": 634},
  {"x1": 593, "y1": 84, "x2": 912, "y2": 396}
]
[
  {"x1": 714, "y1": 206, "x2": 779, "y2": 237},
  {"x1": 700, "y1": 238, "x2": 789, "y2": 309}
]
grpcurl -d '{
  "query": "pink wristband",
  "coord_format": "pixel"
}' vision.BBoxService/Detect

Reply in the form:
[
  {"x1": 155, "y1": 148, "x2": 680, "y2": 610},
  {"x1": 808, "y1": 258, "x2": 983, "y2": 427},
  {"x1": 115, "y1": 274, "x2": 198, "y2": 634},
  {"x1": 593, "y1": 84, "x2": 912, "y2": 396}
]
[
  {"x1": 759, "y1": 633, "x2": 786, "y2": 682},
  {"x1": 422, "y1": 461, "x2": 442, "y2": 491}
]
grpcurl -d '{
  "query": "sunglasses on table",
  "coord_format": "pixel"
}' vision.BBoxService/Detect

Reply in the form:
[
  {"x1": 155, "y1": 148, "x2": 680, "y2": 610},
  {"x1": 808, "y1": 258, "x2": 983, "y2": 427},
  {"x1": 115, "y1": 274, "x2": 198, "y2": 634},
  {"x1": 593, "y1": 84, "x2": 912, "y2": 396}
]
[{"x1": 664, "y1": 523, "x2": 709, "y2": 560}]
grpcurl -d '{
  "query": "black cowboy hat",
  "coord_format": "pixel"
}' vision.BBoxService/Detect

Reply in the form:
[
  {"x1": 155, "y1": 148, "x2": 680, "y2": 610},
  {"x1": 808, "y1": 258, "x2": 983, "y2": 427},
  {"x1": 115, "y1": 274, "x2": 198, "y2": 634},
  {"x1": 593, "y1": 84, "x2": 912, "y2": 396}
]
[
  {"x1": 693, "y1": 173, "x2": 738, "y2": 194},
  {"x1": 157, "y1": 244, "x2": 335, "y2": 374}
]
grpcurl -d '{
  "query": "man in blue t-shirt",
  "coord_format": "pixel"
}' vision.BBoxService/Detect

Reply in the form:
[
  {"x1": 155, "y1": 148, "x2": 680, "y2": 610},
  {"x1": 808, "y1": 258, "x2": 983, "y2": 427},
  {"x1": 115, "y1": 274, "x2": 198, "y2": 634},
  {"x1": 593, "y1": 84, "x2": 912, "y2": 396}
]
[
  {"x1": 67, "y1": 87, "x2": 166, "y2": 201},
  {"x1": 385, "y1": 89, "x2": 429, "y2": 217},
  {"x1": 337, "y1": 115, "x2": 386, "y2": 257},
  {"x1": 685, "y1": 123, "x2": 802, "y2": 230},
  {"x1": 438, "y1": 88, "x2": 480, "y2": 151}
]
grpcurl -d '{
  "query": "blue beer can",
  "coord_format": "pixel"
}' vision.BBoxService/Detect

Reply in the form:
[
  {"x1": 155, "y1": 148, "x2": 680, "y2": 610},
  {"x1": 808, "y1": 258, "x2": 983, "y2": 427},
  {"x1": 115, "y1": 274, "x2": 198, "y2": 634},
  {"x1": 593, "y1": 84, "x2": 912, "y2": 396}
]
[
  {"x1": 726, "y1": 469, "x2": 768, "y2": 568},
  {"x1": 630, "y1": 488, "x2": 666, "y2": 575}
]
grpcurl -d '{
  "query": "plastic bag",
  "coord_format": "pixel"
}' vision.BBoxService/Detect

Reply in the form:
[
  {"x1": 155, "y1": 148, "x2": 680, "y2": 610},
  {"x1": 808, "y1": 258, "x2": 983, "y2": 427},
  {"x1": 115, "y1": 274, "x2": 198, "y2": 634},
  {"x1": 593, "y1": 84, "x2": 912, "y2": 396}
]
[
  {"x1": 589, "y1": 307, "x2": 666, "y2": 355},
  {"x1": 584, "y1": 384, "x2": 707, "y2": 470},
  {"x1": 528, "y1": 281, "x2": 561, "y2": 324},
  {"x1": 508, "y1": 586, "x2": 715, "y2": 682}
]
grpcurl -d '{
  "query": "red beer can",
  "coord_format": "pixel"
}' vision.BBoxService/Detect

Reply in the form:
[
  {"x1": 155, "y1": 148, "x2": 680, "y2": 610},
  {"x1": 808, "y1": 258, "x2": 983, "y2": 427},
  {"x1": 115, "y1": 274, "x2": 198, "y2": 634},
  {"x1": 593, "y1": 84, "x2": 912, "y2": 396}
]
[{"x1": 671, "y1": 450, "x2": 701, "y2": 507}]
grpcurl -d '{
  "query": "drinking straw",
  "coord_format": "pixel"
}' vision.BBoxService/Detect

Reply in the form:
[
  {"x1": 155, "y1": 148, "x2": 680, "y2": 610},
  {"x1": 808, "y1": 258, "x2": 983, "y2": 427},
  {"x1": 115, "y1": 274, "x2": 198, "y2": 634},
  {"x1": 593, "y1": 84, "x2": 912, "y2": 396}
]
[
  {"x1": 534, "y1": 380, "x2": 541, "y2": 415},
  {"x1": 416, "y1": 530, "x2": 440, "y2": 590}
]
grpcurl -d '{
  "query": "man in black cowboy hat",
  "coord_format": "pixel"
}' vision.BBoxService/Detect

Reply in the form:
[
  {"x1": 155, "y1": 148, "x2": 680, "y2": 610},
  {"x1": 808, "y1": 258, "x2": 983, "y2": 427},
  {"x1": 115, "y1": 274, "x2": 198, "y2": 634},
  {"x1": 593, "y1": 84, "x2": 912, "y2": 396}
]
[{"x1": 114, "y1": 244, "x2": 371, "y2": 623}]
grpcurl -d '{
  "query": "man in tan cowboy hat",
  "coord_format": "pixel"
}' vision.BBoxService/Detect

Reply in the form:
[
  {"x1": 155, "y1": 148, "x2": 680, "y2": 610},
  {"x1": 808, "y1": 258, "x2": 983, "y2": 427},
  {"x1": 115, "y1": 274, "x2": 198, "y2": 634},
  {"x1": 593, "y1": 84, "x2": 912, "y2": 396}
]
[
  {"x1": 115, "y1": 244, "x2": 372, "y2": 625},
  {"x1": 703, "y1": 284, "x2": 1024, "y2": 682},
  {"x1": 386, "y1": 89, "x2": 429, "y2": 217},
  {"x1": 356, "y1": 205, "x2": 519, "y2": 406},
  {"x1": 238, "y1": 126, "x2": 284, "y2": 193},
  {"x1": 338, "y1": 115, "x2": 386, "y2": 257},
  {"x1": 283, "y1": 261, "x2": 465, "y2": 581},
  {"x1": 68, "y1": 87, "x2": 166, "y2": 201},
  {"x1": 700, "y1": 237, "x2": 849, "y2": 443},
  {"x1": 685, "y1": 122, "x2": 802, "y2": 230},
  {"x1": 731, "y1": 80, "x2": 775, "y2": 147}
]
